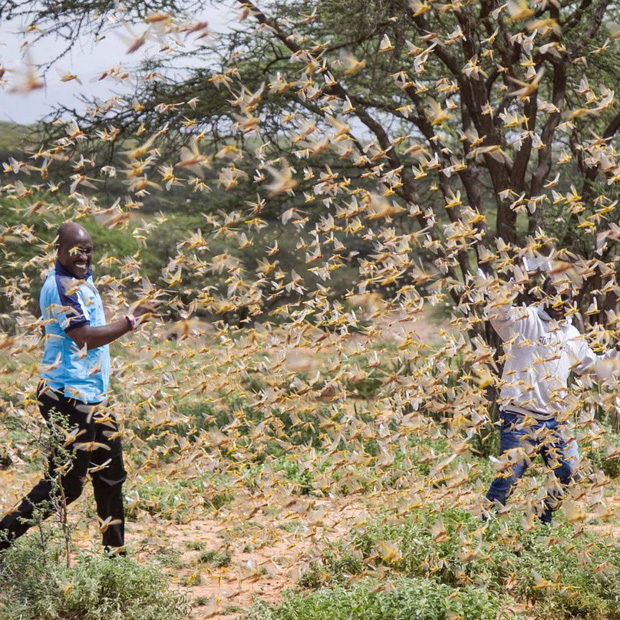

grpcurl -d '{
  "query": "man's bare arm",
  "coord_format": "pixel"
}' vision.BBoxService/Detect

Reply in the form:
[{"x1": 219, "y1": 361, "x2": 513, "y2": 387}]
[
  {"x1": 66, "y1": 305, "x2": 155, "y2": 351},
  {"x1": 67, "y1": 319, "x2": 133, "y2": 351}
]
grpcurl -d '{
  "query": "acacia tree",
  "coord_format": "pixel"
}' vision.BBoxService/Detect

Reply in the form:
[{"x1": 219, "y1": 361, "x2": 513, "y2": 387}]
[{"x1": 4, "y1": 0, "x2": 620, "y2": 324}]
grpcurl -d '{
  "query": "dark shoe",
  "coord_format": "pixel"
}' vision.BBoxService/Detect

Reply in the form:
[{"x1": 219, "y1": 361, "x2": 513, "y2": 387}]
[{"x1": 104, "y1": 545, "x2": 127, "y2": 558}]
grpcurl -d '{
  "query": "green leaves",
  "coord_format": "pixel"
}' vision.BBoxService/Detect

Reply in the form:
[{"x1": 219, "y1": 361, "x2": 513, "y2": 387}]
[
  {"x1": 0, "y1": 538, "x2": 189, "y2": 620},
  {"x1": 295, "y1": 507, "x2": 620, "y2": 620},
  {"x1": 247, "y1": 577, "x2": 499, "y2": 620}
]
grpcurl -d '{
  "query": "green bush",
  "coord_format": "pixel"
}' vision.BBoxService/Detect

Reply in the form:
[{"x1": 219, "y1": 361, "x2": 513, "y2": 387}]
[
  {"x1": 587, "y1": 428, "x2": 620, "y2": 480},
  {"x1": 299, "y1": 545, "x2": 364, "y2": 588},
  {"x1": 510, "y1": 529, "x2": 620, "y2": 619},
  {"x1": 197, "y1": 549, "x2": 232, "y2": 568},
  {"x1": 126, "y1": 474, "x2": 215, "y2": 523},
  {"x1": 0, "y1": 537, "x2": 189, "y2": 620},
  {"x1": 246, "y1": 577, "x2": 499, "y2": 620},
  {"x1": 355, "y1": 507, "x2": 509, "y2": 588},
  {"x1": 274, "y1": 459, "x2": 315, "y2": 495},
  {"x1": 351, "y1": 508, "x2": 620, "y2": 619},
  {"x1": 175, "y1": 399, "x2": 235, "y2": 434}
]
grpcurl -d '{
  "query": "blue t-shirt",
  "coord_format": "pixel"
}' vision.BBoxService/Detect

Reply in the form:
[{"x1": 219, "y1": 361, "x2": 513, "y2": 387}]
[{"x1": 39, "y1": 261, "x2": 110, "y2": 404}]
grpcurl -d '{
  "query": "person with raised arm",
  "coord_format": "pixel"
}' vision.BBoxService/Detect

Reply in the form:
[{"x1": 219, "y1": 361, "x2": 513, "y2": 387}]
[{"x1": 484, "y1": 272, "x2": 620, "y2": 523}]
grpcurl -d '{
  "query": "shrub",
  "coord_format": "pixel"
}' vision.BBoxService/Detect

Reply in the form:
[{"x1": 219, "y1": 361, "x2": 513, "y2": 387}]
[
  {"x1": 587, "y1": 428, "x2": 620, "y2": 480},
  {"x1": 247, "y1": 504, "x2": 620, "y2": 620},
  {"x1": 245, "y1": 577, "x2": 499, "y2": 620},
  {"x1": 510, "y1": 528, "x2": 620, "y2": 619},
  {"x1": 126, "y1": 477, "x2": 198, "y2": 523},
  {"x1": 274, "y1": 459, "x2": 315, "y2": 495},
  {"x1": 197, "y1": 549, "x2": 232, "y2": 568},
  {"x1": 353, "y1": 508, "x2": 620, "y2": 619},
  {"x1": 355, "y1": 507, "x2": 511, "y2": 588},
  {"x1": 0, "y1": 537, "x2": 189, "y2": 620},
  {"x1": 299, "y1": 544, "x2": 364, "y2": 588}
]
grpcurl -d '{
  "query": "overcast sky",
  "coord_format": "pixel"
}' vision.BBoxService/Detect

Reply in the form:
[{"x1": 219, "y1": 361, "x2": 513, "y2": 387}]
[{"x1": 0, "y1": 4, "x2": 237, "y2": 125}]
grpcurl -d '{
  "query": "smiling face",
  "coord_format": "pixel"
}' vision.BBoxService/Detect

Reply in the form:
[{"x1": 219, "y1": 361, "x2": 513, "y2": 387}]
[
  {"x1": 56, "y1": 223, "x2": 93, "y2": 279},
  {"x1": 542, "y1": 277, "x2": 573, "y2": 320}
]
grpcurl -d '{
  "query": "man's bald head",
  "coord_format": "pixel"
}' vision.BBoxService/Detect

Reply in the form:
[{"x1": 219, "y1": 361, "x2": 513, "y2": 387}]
[
  {"x1": 55, "y1": 221, "x2": 93, "y2": 279},
  {"x1": 56, "y1": 221, "x2": 91, "y2": 249}
]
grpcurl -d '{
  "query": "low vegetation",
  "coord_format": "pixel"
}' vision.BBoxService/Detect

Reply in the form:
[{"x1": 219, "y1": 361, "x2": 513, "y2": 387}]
[{"x1": 0, "y1": 536, "x2": 189, "y2": 620}]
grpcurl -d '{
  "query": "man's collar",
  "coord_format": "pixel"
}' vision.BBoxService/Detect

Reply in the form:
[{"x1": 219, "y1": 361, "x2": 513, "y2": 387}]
[{"x1": 55, "y1": 260, "x2": 92, "y2": 280}]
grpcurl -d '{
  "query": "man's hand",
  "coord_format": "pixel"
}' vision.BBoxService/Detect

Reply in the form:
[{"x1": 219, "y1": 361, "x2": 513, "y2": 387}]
[{"x1": 132, "y1": 300, "x2": 160, "y2": 325}]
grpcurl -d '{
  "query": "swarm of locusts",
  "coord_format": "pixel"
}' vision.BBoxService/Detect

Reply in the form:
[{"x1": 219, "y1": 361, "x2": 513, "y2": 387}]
[{"x1": 2, "y1": 0, "x2": 620, "y2": 614}]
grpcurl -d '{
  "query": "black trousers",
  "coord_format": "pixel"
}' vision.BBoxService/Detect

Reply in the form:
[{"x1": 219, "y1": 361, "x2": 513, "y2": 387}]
[{"x1": 0, "y1": 384, "x2": 127, "y2": 551}]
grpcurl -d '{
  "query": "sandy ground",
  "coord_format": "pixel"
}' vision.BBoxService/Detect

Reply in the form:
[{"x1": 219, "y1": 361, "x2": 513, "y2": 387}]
[
  {"x1": 2, "y1": 458, "x2": 620, "y2": 620},
  {"x1": 0, "y1": 464, "x2": 374, "y2": 619},
  {"x1": 140, "y1": 497, "x2": 372, "y2": 619}
]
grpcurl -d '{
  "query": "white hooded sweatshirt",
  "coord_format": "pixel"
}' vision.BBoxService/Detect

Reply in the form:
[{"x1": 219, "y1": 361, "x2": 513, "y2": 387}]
[{"x1": 491, "y1": 304, "x2": 619, "y2": 420}]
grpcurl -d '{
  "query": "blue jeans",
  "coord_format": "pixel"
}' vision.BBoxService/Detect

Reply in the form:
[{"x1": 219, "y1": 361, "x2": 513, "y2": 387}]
[{"x1": 486, "y1": 410, "x2": 574, "y2": 523}]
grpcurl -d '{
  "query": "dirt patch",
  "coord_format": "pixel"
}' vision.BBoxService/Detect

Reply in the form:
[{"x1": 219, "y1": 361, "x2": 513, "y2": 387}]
[{"x1": 126, "y1": 494, "x2": 373, "y2": 620}]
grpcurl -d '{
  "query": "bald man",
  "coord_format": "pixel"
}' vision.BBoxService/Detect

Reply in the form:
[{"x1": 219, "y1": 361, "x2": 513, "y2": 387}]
[{"x1": 0, "y1": 222, "x2": 153, "y2": 555}]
